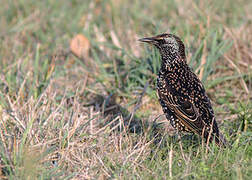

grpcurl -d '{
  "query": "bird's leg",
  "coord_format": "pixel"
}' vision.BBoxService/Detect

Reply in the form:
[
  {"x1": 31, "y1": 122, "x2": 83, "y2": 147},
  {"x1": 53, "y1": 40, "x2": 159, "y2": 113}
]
[{"x1": 177, "y1": 130, "x2": 187, "y2": 161}]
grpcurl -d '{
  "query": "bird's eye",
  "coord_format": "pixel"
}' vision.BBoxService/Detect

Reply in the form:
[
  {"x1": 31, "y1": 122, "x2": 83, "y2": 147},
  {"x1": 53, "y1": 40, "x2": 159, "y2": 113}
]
[{"x1": 164, "y1": 38, "x2": 169, "y2": 43}]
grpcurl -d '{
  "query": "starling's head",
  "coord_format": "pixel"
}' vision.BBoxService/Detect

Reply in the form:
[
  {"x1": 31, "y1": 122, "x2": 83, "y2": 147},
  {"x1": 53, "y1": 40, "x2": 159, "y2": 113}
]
[{"x1": 139, "y1": 33, "x2": 186, "y2": 63}]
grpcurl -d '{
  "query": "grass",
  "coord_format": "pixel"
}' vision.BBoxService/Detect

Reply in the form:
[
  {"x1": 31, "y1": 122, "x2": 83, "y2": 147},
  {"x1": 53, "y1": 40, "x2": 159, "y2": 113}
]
[{"x1": 0, "y1": 0, "x2": 252, "y2": 179}]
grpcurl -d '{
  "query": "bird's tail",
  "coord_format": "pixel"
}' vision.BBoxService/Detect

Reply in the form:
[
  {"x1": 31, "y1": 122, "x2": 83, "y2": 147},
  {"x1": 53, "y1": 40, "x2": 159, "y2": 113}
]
[
  {"x1": 205, "y1": 118, "x2": 229, "y2": 148},
  {"x1": 203, "y1": 126, "x2": 229, "y2": 148},
  {"x1": 215, "y1": 132, "x2": 229, "y2": 148}
]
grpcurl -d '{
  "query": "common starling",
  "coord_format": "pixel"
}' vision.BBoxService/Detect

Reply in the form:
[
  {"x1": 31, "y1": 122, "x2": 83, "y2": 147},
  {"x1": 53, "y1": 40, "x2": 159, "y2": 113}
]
[{"x1": 139, "y1": 33, "x2": 227, "y2": 147}]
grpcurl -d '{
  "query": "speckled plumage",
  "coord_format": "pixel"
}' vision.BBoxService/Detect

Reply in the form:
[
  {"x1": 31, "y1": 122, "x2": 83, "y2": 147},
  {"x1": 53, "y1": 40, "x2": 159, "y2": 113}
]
[{"x1": 139, "y1": 33, "x2": 226, "y2": 147}]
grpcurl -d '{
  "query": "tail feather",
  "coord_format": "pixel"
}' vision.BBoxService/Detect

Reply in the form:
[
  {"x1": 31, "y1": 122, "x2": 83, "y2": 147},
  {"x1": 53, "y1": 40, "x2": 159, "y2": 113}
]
[
  {"x1": 215, "y1": 132, "x2": 229, "y2": 148},
  {"x1": 203, "y1": 127, "x2": 229, "y2": 148}
]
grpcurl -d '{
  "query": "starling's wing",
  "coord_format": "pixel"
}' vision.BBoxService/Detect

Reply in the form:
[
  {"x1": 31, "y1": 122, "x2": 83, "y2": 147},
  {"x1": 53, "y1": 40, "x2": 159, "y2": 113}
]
[{"x1": 157, "y1": 89, "x2": 204, "y2": 135}]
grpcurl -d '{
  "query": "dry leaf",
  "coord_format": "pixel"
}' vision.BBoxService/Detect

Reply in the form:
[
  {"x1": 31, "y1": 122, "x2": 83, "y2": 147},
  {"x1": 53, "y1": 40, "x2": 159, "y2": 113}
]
[{"x1": 70, "y1": 34, "x2": 90, "y2": 59}]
